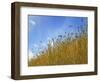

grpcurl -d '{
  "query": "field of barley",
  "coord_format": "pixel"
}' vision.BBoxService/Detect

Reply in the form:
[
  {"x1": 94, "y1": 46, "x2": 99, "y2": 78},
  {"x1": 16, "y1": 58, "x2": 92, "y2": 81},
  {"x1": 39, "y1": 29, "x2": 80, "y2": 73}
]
[{"x1": 28, "y1": 30, "x2": 88, "y2": 66}]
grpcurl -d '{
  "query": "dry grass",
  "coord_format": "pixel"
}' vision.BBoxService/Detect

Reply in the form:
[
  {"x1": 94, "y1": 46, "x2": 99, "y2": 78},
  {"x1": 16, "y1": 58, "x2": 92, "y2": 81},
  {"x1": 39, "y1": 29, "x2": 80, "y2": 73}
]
[{"x1": 28, "y1": 33, "x2": 88, "y2": 66}]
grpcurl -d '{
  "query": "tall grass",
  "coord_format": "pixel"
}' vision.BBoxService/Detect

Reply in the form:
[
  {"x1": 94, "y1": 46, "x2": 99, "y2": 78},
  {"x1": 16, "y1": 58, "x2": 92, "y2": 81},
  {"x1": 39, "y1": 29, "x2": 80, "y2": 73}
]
[{"x1": 28, "y1": 28, "x2": 88, "y2": 66}]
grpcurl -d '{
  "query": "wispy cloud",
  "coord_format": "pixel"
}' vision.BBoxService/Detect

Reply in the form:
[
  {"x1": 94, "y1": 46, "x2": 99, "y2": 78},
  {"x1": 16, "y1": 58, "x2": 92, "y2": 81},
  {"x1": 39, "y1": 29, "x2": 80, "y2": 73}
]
[
  {"x1": 29, "y1": 50, "x2": 38, "y2": 60},
  {"x1": 30, "y1": 20, "x2": 36, "y2": 26},
  {"x1": 47, "y1": 37, "x2": 51, "y2": 41},
  {"x1": 33, "y1": 44, "x2": 38, "y2": 48},
  {"x1": 29, "y1": 50, "x2": 33, "y2": 60},
  {"x1": 29, "y1": 20, "x2": 36, "y2": 31}
]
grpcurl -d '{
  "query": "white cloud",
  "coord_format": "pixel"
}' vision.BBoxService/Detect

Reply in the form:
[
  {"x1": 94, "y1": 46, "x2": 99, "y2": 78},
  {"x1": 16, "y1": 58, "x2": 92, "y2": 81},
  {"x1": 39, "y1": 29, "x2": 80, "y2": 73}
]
[
  {"x1": 29, "y1": 50, "x2": 33, "y2": 60},
  {"x1": 29, "y1": 20, "x2": 36, "y2": 31},
  {"x1": 41, "y1": 43, "x2": 47, "y2": 47},
  {"x1": 29, "y1": 50, "x2": 38, "y2": 61},
  {"x1": 47, "y1": 37, "x2": 51, "y2": 41},
  {"x1": 33, "y1": 44, "x2": 38, "y2": 48},
  {"x1": 30, "y1": 20, "x2": 36, "y2": 26}
]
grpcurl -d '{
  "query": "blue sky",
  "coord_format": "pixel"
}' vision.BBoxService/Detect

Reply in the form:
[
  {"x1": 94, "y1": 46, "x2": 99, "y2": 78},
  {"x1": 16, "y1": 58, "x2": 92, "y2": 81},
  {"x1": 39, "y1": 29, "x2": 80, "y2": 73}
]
[{"x1": 28, "y1": 15, "x2": 87, "y2": 58}]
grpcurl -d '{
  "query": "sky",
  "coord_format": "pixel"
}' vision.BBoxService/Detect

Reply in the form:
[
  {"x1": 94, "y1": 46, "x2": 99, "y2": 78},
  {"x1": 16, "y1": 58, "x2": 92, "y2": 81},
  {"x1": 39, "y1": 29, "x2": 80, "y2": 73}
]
[{"x1": 28, "y1": 15, "x2": 87, "y2": 59}]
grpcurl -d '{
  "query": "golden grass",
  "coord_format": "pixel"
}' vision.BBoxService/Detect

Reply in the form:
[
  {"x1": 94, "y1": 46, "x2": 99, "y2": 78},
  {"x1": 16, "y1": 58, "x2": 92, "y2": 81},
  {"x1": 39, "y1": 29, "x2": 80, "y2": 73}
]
[{"x1": 28, "y1": 35, "x2": 88, "y2": 66}]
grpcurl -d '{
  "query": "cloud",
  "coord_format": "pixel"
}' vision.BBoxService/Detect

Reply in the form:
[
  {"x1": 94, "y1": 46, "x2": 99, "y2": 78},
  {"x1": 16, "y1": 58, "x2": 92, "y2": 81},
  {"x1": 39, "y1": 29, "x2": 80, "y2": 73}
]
[
  {"x1": 41, "y1": 43, "x2": 48, "y2": 49},
  {"x1": 47, "y1": 37, "x2": 51, "y2": 41},
  {"x1": 29, "y1": 50, "x2": 38, "y2": 60},
  {"x1": 29, "y1": 50, "x2": 33, "y2": 60},
  {"x1": 30, "y1": 20, "x2": 36, "y2": 26},
  {"x1": 29, "y1": 20, "x2": 36, "y2": 31},
  {"x1": 33, "y1": 44, "x2": 39, "y2": 48}
]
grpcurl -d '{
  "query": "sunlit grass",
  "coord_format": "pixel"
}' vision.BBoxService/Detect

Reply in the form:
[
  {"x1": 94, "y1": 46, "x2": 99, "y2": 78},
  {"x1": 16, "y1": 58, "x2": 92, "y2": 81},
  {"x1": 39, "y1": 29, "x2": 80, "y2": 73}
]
[{"x1": 28, "y1": 32, "x2": 88, "y2": 66}]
